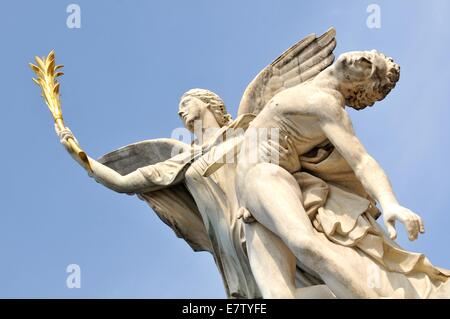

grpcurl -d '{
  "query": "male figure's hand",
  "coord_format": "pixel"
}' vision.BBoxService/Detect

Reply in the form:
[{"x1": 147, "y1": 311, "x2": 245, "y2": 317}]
[{"x1": 383, "y1": 204, "x2": 425, "y2": 241}]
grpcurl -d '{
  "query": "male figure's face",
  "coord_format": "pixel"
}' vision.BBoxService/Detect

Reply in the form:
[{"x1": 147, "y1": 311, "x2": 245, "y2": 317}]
[
  {"x1": 178, "y1": 96, "x2": 207, "y2": 132},
  {"x1": 335, "y1": 50, "x2": 384, "y2": 84}
]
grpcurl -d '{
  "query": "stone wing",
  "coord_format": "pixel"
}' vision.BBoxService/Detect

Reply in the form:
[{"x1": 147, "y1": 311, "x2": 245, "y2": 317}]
[
  {"x1": 98, "y1": 138, "x2": 212, "y2": 253},
  {"x1": 237, "y1": 27, "x2": 336, "y2": 116}
]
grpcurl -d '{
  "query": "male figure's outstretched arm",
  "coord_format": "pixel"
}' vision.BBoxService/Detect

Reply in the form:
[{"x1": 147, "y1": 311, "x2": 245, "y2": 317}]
[{"x1": 316, "y1": 98, "x2": 424, "y2": 241}]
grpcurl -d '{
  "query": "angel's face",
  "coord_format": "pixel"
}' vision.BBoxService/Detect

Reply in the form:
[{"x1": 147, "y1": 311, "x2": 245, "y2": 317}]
[
  {"x1": 335, "y1": 50, "x2": 383, "y2": 84},
  {"x1": 178, "y1": 96, "x2": 208, "y2": 132}
]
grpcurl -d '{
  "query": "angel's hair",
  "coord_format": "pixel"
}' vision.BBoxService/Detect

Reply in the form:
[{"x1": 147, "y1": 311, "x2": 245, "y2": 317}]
[
  {"x1": 346, "y1": 51, "x2": 400, "y2": 110},
  {"x1": 181, "y1": 88, "x2": 232, "y2": 127}
]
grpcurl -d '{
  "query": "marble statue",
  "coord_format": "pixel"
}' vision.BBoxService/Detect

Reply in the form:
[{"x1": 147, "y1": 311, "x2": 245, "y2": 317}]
[{"x1": 32, "y1": 27, "x2": 450, "y2": 298}]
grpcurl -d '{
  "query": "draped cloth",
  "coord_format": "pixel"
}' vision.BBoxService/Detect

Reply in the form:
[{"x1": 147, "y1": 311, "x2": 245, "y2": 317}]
[
  {"x1": 205, "y1": 117, "x2": 450, "y2": 298},
  {"x1": 99, "y1": 113, "x2": 450, "y2": 298},
  {"x1": 294, "y1": 142, "x2": 450, "y2": 298},
  {"x1": 98, "y1": 115, "x2": 262, "y2": 299}
]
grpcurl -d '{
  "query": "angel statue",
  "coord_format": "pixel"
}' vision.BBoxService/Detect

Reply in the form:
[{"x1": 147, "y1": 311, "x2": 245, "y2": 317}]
[{"x1": 33, "y1": 27, "x2": 449, "y2": 299}]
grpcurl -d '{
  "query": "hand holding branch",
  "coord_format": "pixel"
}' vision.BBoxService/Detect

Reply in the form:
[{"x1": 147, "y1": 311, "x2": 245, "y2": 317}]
[{"x1": 29, "y1": 50, "x2": 92, "y2": 172}]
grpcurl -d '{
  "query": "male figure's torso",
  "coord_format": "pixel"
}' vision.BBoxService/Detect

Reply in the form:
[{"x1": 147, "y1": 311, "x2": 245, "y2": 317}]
[{"x1": 245, "y1": 81, "x2": 344, "y2": 167}]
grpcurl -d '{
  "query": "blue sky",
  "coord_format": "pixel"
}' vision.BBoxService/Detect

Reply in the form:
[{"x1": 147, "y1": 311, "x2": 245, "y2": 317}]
[{"x1": 0, "y1": 0, "x2": 449, "y2": 298}]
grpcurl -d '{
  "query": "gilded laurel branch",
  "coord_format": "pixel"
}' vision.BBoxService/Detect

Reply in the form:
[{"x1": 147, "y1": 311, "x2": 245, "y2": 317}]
[
  {"x1": 29, "y1": 50, "x2": 65, "y2": 121},
  {"x1": 29, "y1": 50, "x2": 92, "y2": 172}
]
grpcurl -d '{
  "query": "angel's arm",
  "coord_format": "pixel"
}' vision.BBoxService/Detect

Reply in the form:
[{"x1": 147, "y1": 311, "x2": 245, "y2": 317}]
[
  {"x1": 86, "y1": 157, "x2": 151, "y2": 194},
  {"x1": 317, "y1": 101, "x2": 424, "y2": 241},
  {"x1": 56, "y1": 126, "x2": 180, "y2": 194}
]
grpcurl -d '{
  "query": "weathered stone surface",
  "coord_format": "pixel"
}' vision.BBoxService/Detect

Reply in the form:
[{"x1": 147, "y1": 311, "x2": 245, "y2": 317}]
[{"x1": 54, "y1": 27, "x2": 449, "y2": 299}]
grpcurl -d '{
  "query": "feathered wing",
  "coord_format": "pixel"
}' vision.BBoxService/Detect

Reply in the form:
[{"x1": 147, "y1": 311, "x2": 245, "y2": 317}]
[
  {"x1": 98, "y1": 138, "x2": 213, "y2": 253},
  {"x1": 237, "y1": 27, "x2": 336, "y2": 116}
]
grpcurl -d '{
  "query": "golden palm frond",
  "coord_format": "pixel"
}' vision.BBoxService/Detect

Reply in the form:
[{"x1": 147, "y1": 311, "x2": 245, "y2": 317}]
[
  {"x1": 29, "y1": 50, "x2": 64, "y2": 121},
  {"x1": 29, "y1": 50, "x2": 92, "y2": 172}
]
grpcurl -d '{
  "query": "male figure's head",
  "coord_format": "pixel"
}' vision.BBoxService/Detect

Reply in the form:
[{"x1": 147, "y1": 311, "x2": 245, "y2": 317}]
[
  {"x1": 178, "y1": 88, "x2": 232, "y2": 132},
  {"x1": 333, "y1": 50, "x2": 400, "y2": 110}
]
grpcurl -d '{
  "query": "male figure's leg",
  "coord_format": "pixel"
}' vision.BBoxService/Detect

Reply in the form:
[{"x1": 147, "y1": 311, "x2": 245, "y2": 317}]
[
  {"x1": 245, "y1": 222, "x2": 335, "y2": 298},
  {"x1": 237, "y1": 162, "x2": 378, "y2": 298},
  {"x1": 244, "y1": 222, "x2": 296, "y2": 298}
]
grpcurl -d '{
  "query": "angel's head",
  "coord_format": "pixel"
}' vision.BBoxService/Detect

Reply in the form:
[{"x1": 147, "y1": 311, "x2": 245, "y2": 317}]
[
  {"x1": 179, "y1": 88, "x2": 232, "y2": 131},
  {"x1": 334, "y1": 50, "x2": 400, "y2": 110}
]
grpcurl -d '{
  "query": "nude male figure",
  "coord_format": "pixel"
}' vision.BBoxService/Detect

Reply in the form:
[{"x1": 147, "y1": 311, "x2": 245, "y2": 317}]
[{"x1": 235, "y1": 50, "x2": 448, "y2": 298}]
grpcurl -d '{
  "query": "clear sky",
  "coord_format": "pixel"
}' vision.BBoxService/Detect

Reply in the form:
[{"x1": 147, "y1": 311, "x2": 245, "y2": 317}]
[{"x1": 0, "y1": 0, "x2": 449, "y2": 298}]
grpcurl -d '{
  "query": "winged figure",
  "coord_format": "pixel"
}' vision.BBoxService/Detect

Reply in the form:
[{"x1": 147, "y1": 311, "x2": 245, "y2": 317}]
[{"x1": 54, "y1": 28, "x2": 449, "y2": 298}]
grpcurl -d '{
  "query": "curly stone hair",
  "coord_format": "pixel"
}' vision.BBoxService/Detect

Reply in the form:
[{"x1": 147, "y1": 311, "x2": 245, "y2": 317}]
[
  {"x1": 180, "y1": 88, "x2": 233, "y2": 127},
  {"x1": 346, "y1": 52, "x2": 400, "y2": 110}
]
